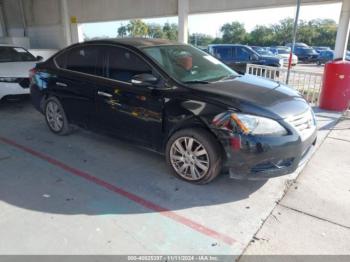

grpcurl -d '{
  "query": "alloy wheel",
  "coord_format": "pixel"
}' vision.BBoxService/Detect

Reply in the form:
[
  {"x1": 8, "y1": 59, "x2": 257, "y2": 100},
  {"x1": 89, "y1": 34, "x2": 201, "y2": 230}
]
[
  {"x1": 46, "y1": 101, "x2": 64, "y2": 132},
  {"x1": 169, "y1": 137, "x2": 210, "y2": 181}
]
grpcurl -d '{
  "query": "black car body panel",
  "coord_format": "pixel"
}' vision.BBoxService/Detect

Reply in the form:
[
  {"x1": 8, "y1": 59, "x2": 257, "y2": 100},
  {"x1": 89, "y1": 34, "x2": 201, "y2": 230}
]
[{"x1": 30, "y1": 38, "x2": 317, "y2": 180}]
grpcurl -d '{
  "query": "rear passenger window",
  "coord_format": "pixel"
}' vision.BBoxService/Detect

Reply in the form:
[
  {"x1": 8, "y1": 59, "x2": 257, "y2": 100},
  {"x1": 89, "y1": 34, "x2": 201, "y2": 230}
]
[
  {"x1": 105, "y1": 47, "x2": 152, "y2": 83},
  {"x1": 55, "y1": 46, "x2": 101, "y2": 75},
  {"x1": 212, "y1": 47, "x2": 233, "y2": 61}
]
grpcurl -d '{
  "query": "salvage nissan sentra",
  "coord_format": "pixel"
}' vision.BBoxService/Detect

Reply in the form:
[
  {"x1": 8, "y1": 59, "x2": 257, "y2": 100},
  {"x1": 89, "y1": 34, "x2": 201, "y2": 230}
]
[{"x1": 30, "y1": 38, "x2": 317, "y2": 184}]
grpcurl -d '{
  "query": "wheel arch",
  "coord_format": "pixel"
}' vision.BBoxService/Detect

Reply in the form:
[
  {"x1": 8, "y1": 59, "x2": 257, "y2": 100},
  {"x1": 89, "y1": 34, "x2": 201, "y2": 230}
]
[
  {"x1": 42, "y1": 94, "x2": 72, "y2": 123},
  {"x1": 162, "y1": 111, "x2": 226, "y2": 158}
]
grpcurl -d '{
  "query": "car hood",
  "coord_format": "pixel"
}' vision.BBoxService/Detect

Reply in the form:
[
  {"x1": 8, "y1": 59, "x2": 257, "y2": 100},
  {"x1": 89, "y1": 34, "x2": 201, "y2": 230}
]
[
  {"x1": 0, "y1": 61, "x2": 37, "y2": 77},
  {"x1": 190, "y1": 74, "x2": 310, "y2": 119}
]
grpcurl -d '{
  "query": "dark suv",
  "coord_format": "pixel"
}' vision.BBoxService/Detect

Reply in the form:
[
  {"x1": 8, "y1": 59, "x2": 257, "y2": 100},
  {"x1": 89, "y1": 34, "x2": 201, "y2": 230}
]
[
  {"x1": 30, "y1": 38, "x2": 317, "y2": 184},
  {"x1": 294, "y1": 47, "x2": 319, "y2": 63},
  {"x1": 286, "y1": 43, "x2": 319, "y2": 63},
  {"x1": 208, "y1": 44, "x2": 283, "y2": 73}
]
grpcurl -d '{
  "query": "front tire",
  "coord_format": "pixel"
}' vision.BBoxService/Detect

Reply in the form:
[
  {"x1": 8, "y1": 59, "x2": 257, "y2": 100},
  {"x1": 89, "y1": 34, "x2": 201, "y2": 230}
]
[
  {"x1": 166, "y1": 128, "x2": 223, "y2": 184},
  {"x1": 44, "y1": 97, "x2": 71, "y2": 135}
]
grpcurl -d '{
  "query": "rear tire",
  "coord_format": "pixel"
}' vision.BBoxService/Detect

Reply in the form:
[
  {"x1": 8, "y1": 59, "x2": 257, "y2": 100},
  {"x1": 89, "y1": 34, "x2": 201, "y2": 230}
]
[
  {"x1": 44, "y1": 97, "x2": 71, "y2": 136},
  {"x1": 166, "y1": 128, "x2": 223, "y2": 184}
]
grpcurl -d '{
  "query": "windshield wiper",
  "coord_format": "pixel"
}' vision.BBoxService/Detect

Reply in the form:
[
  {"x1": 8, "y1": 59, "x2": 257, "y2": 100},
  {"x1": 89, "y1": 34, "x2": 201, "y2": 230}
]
[
  {"x1": 217, "y1": 74, "x2": 239, "y2": 82},
  {"x1": 183, "y1": 80, "x2": 210, "y2": 84}
]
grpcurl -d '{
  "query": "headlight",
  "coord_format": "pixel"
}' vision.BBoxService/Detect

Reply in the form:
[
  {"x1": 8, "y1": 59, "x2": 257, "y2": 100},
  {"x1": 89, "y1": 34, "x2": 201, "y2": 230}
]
[
  {"x1": 213, "y1": 112, "x2": 287, "y2": 136},
  {"x1": 0, "y1": 77, "x2": 18, "y2": 83}
]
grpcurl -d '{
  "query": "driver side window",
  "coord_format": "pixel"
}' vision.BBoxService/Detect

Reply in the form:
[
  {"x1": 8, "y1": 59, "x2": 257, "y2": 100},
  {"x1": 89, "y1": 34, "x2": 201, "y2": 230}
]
[
  {"x1": 105, "y1": 47, "x2": 152, "y2": 83},
  {"x1": 236, "y1": 47, "x2": 251, "y2": 61}
]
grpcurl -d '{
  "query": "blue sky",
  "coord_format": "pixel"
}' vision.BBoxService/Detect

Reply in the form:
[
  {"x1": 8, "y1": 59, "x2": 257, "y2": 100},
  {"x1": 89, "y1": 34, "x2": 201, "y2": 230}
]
[{"x1": 82, "y1": 3, "x2": 342, "y2": 39}]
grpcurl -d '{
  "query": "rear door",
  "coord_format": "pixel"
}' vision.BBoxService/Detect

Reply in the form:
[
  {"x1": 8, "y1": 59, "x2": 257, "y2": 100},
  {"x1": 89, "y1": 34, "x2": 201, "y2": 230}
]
[{"x1": 53, "y1": 45, "x2": 103, "y2": 127}]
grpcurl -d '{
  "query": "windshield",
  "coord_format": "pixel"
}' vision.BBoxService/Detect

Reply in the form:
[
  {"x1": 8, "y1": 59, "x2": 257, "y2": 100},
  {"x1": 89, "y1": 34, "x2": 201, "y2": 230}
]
[
  {"x1": 0, "y1": 47, "x2": 37, "y2": 63},
  {"x1": 257, "y1": 50, "x2": 274, "y2": 56},
  {"x1": 246, "y1": 46, "x2": 260, "y2": 57},
  {"x1": 142, "y1": 45, "x2": 239, "y2": 83}
]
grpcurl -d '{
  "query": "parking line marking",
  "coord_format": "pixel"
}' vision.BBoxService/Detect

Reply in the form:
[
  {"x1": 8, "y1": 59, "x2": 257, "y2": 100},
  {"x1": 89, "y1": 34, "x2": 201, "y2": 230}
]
[{"x1": 0, "y1": 136, "x2": 238, "y2": 246}]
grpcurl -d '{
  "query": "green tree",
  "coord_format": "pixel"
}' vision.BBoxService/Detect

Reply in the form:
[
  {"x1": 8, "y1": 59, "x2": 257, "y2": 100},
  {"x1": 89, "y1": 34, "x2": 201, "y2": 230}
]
[
  {"x1": 271, "y1": 18, "x2": 294, "y2": 45},
  {"x1": 111, "y1": 18, "x2": 347, "y2": 51},
  {"x1": 147, "y1": 23, "x2": 164, "y2": 39},
  {"x1": 220, "y1": 22, "x2": 246, "y2": 44},
  {"x1": 189, "y1": 33, "x2": 214, "y2": 47},
  {"x1": 117, "y1": 25, "x2": 128, "y2": 38},
  {"x1": 84, "y1": 34, "x2": 110, "y2": 41},
  {"x1": 127, "y1": 19, "x2": 149, "y2": 37},
  {"x1": 297, "y1": 20, "x2": 319, "y2": 46},
  {"x1": 311, "y1": 19, "x2": 337, "y2": 48},
  {"x1": 211, "y1": 37, "x2": 222, "y2": 44},
  {"x1": 163, "y1": 23, "x2": 178, "y2": 41},
  {"x1": 247, "y1": 25, "x2": 275, "y2": 46}
]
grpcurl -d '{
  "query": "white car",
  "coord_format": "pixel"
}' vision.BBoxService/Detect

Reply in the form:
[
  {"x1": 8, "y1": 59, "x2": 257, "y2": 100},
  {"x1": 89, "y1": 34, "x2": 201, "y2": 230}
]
[
  {"x1": 0, "y1": 44, "x2": 41, "y2": 100},
  {"x1": 279, "y1": 53, "x2": 298, "y2": 66},
  {"x1": 270, "y1": 47, "x2": 298, "y2": 66}
]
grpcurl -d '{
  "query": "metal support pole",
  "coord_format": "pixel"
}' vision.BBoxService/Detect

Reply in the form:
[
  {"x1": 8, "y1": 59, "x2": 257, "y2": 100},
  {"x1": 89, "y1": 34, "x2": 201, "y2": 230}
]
[
  {"x1": 60, "y1": 0, "x2": 72, "y2": 46},
  {"x1": 286, "y1": 0, "x2": 301, "y2": 85},
  {"x1": 18, "y1": 0, "x2": 26, "y2": 37},
  {"x1": 334, "y1": 0, "x2": 350, "y2": 60},
  {"x1": 178, "y1": 0, "x2": 189, "y2": 43},
  {"x1": 0, "y1": 4, "x2": 8, "y2": 37}
]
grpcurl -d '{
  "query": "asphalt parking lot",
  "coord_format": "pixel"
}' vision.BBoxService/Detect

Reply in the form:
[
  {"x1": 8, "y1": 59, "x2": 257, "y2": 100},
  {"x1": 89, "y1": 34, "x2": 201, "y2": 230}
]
[
  {"x1": 294, "y1": 63, "x2": 324, "y2": 74},
  {"x1": 0, "y1": 97, "x2": 341, "y2": 256}
]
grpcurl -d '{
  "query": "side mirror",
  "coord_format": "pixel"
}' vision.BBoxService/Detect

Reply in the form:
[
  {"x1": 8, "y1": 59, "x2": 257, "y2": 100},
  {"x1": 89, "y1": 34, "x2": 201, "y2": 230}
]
[
  {"x1": 131, "y1": 73, "x2": 158, "y2": 87},
  {"x1": 36, "y1": 56, "x2": 44, "y2": 61}
]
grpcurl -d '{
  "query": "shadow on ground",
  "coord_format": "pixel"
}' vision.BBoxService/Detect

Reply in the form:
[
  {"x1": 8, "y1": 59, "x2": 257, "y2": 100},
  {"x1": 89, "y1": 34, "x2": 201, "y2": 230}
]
[{"x1": 0, "y1": 97, "x2": 268, "y2": 216}]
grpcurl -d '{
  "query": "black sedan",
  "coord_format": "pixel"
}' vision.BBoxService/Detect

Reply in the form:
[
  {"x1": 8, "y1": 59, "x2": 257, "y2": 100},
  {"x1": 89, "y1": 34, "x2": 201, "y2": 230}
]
[{"x1": 30, "y1": 38, "x2": 317, "y2": 184}]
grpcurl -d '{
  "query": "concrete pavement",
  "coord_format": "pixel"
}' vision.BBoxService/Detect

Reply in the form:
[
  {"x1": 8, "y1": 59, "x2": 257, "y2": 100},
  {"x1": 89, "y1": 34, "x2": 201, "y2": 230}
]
[
  {"x1": 0, "y1": 98, "x2": 343, "y2": 257},
  {"x1": 241, "y1": 115, "x2": 350, "y2": 257}
]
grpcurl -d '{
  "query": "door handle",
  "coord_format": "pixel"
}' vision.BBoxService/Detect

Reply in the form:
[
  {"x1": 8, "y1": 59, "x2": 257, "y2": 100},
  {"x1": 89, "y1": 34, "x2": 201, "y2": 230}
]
[
  {"x1": 97, "y1": 91, "x2": 113, "y2": 98},
  {"x1": 56, "y1": 82, "x2": 68, "y2": 87}
]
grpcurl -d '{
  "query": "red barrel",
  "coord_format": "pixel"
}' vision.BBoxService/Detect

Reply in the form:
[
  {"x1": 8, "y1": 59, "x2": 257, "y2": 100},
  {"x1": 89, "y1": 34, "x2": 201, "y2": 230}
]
[{"x1": 319, "y1": 60, "x2": 350, "y2": 111}]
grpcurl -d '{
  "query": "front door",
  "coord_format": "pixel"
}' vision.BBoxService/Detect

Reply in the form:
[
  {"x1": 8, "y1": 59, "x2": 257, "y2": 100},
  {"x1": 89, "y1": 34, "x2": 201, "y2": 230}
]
[
  {"x1": 233, "y1": 46, "x2": 251, "y2": 73},
  {"x1": 94, "y1": 46, "x2": 164, "y2": 149}
]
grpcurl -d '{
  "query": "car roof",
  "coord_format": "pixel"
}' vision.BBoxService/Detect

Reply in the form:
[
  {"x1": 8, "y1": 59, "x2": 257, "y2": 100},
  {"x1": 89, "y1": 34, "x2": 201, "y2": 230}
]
[{"x1": 83, "y1": 38, "x2": 179, "y2": 48}]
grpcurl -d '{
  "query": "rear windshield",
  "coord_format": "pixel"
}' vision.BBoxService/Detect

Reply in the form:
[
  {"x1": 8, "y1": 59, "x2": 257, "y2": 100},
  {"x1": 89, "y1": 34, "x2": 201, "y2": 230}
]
[{"x1": 0, "y1": 47, "x2": 37, "y2": 62}]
